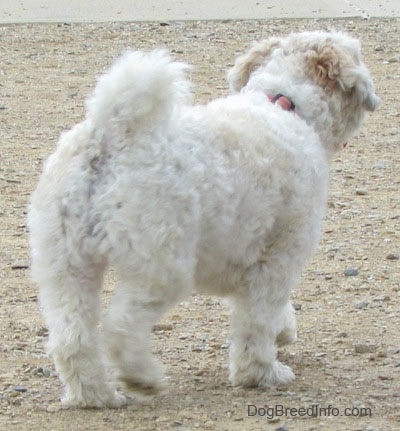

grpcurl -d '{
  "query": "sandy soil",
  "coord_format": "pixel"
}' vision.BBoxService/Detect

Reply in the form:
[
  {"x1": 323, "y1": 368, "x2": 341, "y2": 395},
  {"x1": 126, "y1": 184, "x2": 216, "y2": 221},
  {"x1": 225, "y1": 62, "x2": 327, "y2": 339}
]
[{"x1": 0, "y1": 17, "x2": 399, "y2": 431}]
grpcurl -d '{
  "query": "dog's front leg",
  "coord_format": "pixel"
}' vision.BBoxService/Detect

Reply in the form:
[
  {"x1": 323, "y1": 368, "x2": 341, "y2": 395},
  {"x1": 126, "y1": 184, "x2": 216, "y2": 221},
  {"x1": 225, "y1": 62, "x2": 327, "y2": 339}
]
[{"x1": 228, "y1": 261, "x2": 298, "y2": 388}]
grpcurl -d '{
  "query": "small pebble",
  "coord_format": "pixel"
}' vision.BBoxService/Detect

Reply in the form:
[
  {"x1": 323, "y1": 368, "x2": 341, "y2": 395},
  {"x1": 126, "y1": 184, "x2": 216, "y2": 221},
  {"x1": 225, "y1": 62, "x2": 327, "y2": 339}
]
[
  {"x1": 354, "y1": 301, "x2": 369, "y2": 310},
  {"x1": 33, "y1": 367, "x2": 52, "y2": 377},
  {"x1": 267, "y1": 418, "x2": 280, "y2": 424},
  {"x1": 386, "y1": 254, "x2": 399, "y2": 260},
  {"x1": 315, "y1": 352, "x2": 327, "y2": 358},
  {"x1": 344, "y1": 268, "x2": 359, "y2": 277},
  {"x1": 11, "y1": 260, "x2": 29, "y2": 270},
  {"x1": 355, "y1": 344, "x2": 375, "y2": 354},
  {"x1": 378, "y1": 375, "x2": 393, "y2": 381},
  {"x1": 12, "y1": 385, "x2": 27, "y2": 393},
  {"x1": 46, "y1": 404, "x2": 61, "y2": 413},
  {"x1": 377, "y1": 350, "x2": 388, "y2": 358},
  {"x1": 153, "y1": 323, "x2": 174, "y2": 331}
]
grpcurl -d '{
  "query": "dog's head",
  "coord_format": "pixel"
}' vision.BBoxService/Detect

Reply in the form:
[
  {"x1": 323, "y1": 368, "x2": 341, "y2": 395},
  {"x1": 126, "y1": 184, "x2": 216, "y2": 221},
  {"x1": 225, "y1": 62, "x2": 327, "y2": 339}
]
[{"x1": 228, "y1": 31, "x2": 379, "y2": 155}]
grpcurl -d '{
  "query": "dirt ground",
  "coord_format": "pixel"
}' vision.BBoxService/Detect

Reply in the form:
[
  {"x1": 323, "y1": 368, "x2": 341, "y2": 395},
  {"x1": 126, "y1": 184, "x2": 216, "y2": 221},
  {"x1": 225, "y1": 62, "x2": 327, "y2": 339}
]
[{"x1": 0, "y1": 17, "x2": 399, "y2": 431}]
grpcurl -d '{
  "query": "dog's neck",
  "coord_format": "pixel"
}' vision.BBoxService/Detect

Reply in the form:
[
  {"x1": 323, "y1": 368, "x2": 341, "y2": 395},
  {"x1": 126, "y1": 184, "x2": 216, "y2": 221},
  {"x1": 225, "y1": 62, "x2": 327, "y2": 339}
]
[
  {"x1": 267, "y1": 93, "x2": 348, "y2": 152},
  {"x1": 268, "y1": 94, "x2": 296, "y2": 112}
]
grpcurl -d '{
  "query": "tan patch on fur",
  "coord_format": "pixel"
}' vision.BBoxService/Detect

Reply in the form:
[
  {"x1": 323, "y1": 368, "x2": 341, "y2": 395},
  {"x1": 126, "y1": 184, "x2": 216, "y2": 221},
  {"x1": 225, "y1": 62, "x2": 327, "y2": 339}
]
[
  {"x1": 304, "y1": 43, "x2": 343, "y2": 89},
  {"x1": 304, "y1": 39, "x2": 379, "y2": 112},
  {"x1": 229, "y1": 38, "x2": 281, "y2": 92}
]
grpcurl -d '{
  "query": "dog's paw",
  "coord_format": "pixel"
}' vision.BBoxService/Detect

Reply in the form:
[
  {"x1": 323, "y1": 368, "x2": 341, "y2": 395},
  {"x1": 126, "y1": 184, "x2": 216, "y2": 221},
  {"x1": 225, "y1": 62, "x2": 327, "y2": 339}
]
[
  {"x1": 61, "y1": 388, "x2": 127, "y2": 409},
  {"x1": 257, "y1": 361, "x2": 295, "y2": 387},
  {"x1": 230, "y1": 360, "x2": 295, "y2": 388},
  {"x1": 121, "y1": 374, "x2": 167, "y2": 397},
  {"x1": 116, "y1": 356, "x2": 167, "y2": 397}
]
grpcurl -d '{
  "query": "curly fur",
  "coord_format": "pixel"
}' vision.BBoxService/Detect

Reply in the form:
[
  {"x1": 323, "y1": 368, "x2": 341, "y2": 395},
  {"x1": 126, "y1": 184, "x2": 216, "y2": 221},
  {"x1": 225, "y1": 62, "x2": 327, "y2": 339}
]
[{"x1": 28, "y1": 31, "x2": 378, "y2": 408}]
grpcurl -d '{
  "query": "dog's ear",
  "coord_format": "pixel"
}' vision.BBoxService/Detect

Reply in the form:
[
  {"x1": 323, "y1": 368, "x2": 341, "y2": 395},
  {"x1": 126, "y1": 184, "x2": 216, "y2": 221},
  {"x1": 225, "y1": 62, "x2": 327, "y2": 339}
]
[
  {"x1": 305, "y1": 40, "x2": 379, "y2": 112},
  {"x1": 360, "y1": 83, "x2": 379, "y2": 112},
  {"x1": 305, "y1": 43, "x2": 342, "y2": 88},
  {"x1": 340, "y1": 56, "x2": 379, "y2": 112},
  {"x1": 228, "y1": 38, "x2": 281, "y2": 92}
]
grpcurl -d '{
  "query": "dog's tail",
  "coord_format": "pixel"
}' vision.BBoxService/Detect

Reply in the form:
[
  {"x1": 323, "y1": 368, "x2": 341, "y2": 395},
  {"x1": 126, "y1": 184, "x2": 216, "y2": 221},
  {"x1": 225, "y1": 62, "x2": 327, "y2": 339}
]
[{"x1": 85, "y1": 49, "x2": 192, "y2": 134}]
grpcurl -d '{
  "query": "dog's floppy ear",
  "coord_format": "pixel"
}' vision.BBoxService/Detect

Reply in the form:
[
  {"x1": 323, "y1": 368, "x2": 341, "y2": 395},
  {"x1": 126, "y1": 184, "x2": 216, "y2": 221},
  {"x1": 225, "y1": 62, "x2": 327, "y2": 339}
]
[
  {"x1": 340, "y1": 57, "x2": 379, "y2": 112},
  {"x1": 305, "y1": 43, "x2": 343, "y2": 88},
  {"x1": 305, "y1": 40, "x2": 379, "y2": 112},
  {"x1": 228, "y1": 38, "x2": 281, "y2": 92},
  {"x1": 359, "y1": 83, "x2": 379, "y2": 112}
]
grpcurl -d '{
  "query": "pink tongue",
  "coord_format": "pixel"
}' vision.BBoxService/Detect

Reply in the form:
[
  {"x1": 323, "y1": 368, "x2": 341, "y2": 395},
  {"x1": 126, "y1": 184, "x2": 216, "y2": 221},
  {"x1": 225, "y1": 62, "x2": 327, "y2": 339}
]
[
  {"x1": 342, "y1": 142, "x2": 348, "y2": 149},
  {"x1": 267, "y1": 95, "x2": 293, "y2": 111},
  {"x1": 276, "y1": 96, "x2": 293, "y2": 111}
]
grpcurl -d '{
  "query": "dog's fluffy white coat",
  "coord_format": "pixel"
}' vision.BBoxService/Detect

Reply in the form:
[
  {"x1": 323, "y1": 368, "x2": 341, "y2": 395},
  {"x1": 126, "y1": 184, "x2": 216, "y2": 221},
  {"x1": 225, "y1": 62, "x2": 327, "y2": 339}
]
[{"x1": 28, "y1": 31, "x2": 378, "y2": 408}]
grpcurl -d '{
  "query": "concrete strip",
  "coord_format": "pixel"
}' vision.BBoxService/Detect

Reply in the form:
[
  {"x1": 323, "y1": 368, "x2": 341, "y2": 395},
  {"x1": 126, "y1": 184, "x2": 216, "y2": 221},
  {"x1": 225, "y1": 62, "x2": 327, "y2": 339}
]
[
  {"x1": 349, "y1": 0, "x2": 400, "y2": 17},
  {"x1": 0, "y1": 0, "x2": 399, "y2": 24}
]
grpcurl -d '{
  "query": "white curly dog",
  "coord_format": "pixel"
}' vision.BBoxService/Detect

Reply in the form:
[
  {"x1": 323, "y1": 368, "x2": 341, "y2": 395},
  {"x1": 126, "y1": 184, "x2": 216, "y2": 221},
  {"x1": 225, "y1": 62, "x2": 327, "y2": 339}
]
[{"x1": 28, "y1": 31, "x2": 378, "y2": 408}]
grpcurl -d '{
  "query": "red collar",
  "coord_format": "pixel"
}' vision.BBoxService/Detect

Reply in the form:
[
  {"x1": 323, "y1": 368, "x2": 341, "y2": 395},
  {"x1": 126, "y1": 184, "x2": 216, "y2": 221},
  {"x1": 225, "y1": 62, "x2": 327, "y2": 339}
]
[{"x1": 268, "y1": 94, "x2": 296, "y2": 111}]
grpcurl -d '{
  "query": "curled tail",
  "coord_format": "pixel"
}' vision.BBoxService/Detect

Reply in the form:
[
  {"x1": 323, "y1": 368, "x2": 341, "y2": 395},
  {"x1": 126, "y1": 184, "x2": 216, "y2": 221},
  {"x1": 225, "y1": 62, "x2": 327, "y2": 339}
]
[{"x1": 85, "y1": 49, "x2": 192, "y2": 133}]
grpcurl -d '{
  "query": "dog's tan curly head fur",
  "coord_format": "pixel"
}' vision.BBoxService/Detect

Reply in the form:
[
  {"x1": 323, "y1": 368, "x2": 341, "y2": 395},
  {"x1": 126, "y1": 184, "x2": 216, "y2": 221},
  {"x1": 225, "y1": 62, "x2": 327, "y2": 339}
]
[
  {"x1": 228, "y1": 31, "x2": 378, "y2": 113},
  {"x1": 305, "y1": 43, "x2": 342, "y2": 88},
  {"x1": 228, "y1": 38, "x2": 281, "y2": 92},
  {"x1": 302, "y1": 38, "x2": 378, "y2": 112},
  {"x1": 227, "y1": 31, "x2": 378, "y2": 156}
]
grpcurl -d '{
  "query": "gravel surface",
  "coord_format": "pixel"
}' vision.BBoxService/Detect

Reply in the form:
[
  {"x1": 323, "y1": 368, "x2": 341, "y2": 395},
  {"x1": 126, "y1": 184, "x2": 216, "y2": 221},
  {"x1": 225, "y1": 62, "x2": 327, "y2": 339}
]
[{"x1": 0, "y1": 17, "x2": 399, "y2": 431}]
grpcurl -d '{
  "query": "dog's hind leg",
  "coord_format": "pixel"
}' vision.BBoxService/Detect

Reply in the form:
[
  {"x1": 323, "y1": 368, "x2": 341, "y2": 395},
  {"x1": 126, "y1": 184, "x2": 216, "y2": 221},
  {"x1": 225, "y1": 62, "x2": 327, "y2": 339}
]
[
  {"x1": 228, "y1": 256, "x2": 301, "y2": 388},
  {"x1": 104, "y1": 271, "x2": 191, "y2": 396},
  {"x1": 37, "y1": 263, "x2": 126, "y2": 408},
  {"x1": 102, "y1": 186, "x2": 199, "y2": 395}
]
